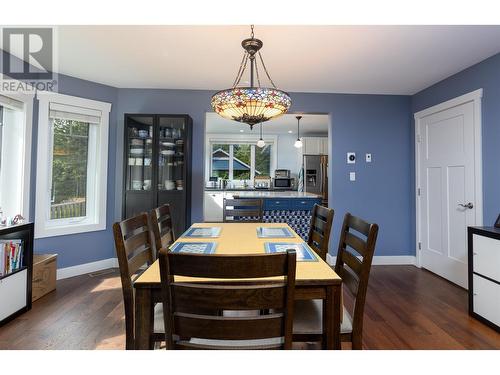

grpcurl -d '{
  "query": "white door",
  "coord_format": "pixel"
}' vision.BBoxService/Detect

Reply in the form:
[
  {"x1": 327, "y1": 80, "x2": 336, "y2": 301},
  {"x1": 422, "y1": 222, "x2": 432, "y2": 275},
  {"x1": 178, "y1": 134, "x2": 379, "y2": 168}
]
[{"x1": 417, "y1": 94, "x2": 481, "y2": 289}]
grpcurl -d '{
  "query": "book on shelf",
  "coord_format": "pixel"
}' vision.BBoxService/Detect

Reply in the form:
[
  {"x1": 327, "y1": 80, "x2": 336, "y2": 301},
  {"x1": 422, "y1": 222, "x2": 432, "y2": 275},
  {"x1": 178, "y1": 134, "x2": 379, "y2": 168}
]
[{"x1": 0, "y1": 239, "x2": 23, "y2": 276}]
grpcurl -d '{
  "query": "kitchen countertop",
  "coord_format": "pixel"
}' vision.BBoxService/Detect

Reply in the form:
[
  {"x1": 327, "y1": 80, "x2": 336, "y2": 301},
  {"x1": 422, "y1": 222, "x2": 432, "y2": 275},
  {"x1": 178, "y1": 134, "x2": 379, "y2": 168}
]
[{"x1": 205, "y1": 188, "x2": 321, "y2": 199}]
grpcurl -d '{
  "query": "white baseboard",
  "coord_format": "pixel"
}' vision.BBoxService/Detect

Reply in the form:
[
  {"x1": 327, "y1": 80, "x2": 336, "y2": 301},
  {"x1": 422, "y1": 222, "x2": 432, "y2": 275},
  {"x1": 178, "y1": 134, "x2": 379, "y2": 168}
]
[
  {"x1": 326, "y1": 254, "x2": 416, "y2": 267},
  {"x1": 57, "y1": 257, "x2": 118, "y2": 280},
  {"x1": 56, "y1": 254, "x2": 416, "y2": 280}
]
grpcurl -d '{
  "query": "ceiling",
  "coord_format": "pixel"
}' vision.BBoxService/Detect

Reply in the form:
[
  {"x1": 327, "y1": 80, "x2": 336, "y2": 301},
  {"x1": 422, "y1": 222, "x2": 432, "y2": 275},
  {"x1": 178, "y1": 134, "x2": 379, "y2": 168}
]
[
  {"x1": 32, "y1": 25, "x2": 500, "y2": 94},
  {"x1": 206, "y1": 113, "x2": 329, "y2": 136}
]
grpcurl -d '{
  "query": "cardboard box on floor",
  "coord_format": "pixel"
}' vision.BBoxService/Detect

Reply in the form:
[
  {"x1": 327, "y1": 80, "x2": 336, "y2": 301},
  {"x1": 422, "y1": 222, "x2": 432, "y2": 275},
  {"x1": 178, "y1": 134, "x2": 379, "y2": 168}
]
[{"x1": 32, "y1": 254, "x2": 57, "y2": 302}]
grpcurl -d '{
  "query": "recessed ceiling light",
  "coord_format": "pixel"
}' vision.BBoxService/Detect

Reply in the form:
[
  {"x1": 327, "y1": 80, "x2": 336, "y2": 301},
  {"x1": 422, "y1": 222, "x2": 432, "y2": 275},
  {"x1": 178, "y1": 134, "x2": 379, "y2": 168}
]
[
  {"x1": 239, "y1": 129, "x2": 244, "y2": 133},
  {"x1": 288, "y1": 130, "x2": 293, "y2": 133}
]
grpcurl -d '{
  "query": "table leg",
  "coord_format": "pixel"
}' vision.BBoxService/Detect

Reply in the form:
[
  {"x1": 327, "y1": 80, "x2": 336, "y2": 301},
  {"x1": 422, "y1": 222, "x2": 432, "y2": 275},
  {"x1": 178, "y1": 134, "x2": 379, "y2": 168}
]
[
  {"x1": 135, "y1": 288, "x2": 153, "y2": 350},
  {"x1": 323, "y1": 284, "x2": 341, "y2": 350}
]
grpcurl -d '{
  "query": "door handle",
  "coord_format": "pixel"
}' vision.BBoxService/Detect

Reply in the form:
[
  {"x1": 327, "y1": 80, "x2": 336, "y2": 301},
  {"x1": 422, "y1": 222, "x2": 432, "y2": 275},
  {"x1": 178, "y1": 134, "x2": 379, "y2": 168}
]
[{"x1": 458, "y1": 202, "x2": 474, "y2": 209}]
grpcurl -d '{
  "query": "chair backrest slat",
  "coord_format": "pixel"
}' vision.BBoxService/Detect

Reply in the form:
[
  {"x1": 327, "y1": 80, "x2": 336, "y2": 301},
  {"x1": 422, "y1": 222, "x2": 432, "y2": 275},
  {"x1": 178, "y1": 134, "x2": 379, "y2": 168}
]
[
  {"x1": 174, "y1": 312, "x2": 284, "y2": 340},
  {"x1": 223, "y1": 198, "x2": 263, "y2": 223},
  {"x1": 159, "y1": 249, "x2": 296, "y2": 350},
  {"x1": 172, "y1": 283, "x2": 286, "y2": 311},
  {"x1": 307, "y1": 204, "x2": 334, "y2": 261},
  {"x1": 344, "y1": 231, "x2": 367, "y2": 257},
  {"x1": 341, "y1": 248, "x2": 363, "y2": 276},
  {"x1": 150, "y1": 204, "x2": 175, "y2": 257},
  {"x1": 124, "y1": 230, "x2": 150, "y2": 258},
  {"x1": 127, "y1": 250, "x2": 152, "y2": 278},
  {"x1": 347, "y1": 215, "x2": 371, "y2": 236},
  {"x1": 167, "y1": 252, "x2": 289, "y2": 279},
  {"x1": 113, "y1": 213, "x2": 154, "y2": 350},
  {"x1": 334, "y1": 212, "x2": 378, "y2": 346}
]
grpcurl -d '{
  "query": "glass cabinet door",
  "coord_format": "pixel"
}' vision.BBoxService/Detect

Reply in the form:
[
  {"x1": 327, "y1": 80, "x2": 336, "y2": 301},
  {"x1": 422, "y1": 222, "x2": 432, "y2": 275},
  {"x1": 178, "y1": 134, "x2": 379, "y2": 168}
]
[
  {"x1": 126, "y1": 116, "x2": 154, "y2": 191},
  {"x1": 158, "y1": 117, "x2": 185, "y2": 192}
]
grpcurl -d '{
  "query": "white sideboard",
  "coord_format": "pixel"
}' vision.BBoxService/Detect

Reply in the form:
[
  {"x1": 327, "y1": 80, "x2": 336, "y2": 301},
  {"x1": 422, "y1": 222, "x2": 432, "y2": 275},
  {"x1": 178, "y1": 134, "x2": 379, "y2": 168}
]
[{"x1": 468, "y1": 227, "x2": 500, "y2": 332}]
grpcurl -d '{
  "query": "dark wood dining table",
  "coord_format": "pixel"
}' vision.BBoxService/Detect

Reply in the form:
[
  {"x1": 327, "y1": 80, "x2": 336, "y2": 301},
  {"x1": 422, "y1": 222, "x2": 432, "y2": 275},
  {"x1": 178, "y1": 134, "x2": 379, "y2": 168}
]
[{"x1": 133, "y1": 222, "x2": 342, "y2": 349}]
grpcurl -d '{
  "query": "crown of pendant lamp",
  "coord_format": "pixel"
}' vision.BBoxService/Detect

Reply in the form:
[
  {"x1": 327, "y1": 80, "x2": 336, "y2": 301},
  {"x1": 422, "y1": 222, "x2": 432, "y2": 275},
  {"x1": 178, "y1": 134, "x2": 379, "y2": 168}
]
[{"x1": 294, "y1": 115, "x2": 303, "y2": 148}]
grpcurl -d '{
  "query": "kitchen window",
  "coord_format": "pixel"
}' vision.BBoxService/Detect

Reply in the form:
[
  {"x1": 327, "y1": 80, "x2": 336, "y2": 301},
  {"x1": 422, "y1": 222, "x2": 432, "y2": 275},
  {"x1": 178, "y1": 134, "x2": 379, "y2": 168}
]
[
  {"x1": 35, "y1": 92, "x2": 111, "y2": 238},
  {"x1": 209, "y1": 140, "x2": 274, "y2": 181},
  {"x1": 0, "y1": 92, "x2": 34, "y2": 223}
]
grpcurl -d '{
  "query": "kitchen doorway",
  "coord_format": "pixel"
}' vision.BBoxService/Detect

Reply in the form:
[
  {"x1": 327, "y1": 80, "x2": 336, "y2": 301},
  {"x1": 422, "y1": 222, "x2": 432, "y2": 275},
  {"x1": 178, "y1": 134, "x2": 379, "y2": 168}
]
[{"x1": 203, "y1": 112, "x2": 330, "y2": 222}]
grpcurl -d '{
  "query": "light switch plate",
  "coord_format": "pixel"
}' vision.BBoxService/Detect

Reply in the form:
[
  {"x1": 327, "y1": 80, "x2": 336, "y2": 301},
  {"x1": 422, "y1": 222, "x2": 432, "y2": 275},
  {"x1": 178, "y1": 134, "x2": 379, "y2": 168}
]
[
  {"x1": 349, "y1": 172, "x2": 356, "y2": 181},
  {"x1": 366, "y1": 153, "x2": 372, "y2": 162},
  {"x1": 347, "y1": 152, "x2": 356, "y2": 164}
]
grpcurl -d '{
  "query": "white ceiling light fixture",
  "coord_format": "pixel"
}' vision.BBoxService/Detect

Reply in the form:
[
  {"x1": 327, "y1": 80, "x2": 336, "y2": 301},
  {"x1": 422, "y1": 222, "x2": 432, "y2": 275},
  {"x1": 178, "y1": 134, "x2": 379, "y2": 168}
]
[
  {"x1": 294, "y1": 115, "x2": 303, "y2": 148},
  {"x1": 257, "y1": 122, "x2": 265, "y2": 148}
]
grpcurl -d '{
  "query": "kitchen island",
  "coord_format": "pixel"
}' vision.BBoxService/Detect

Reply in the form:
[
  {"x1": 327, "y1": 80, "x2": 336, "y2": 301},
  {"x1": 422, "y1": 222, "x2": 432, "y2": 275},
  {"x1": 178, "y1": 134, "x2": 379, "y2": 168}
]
[{"x1": 204, "y1": 189, "x2": 322, "y2": 239}]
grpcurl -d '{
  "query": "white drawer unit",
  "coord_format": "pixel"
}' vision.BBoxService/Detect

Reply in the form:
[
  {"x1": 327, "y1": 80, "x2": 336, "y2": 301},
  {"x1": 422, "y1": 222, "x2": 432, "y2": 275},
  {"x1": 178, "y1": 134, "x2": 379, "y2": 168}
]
[
  {"x1": 0, "y1": 222, "x2": 34, "y2": 327},
  {"x1": 0, "y1": 269, "x2": 28, "y2": 321},
  {"x1": 473, "y1": 274, "x2": 500, "y2": 327},
  {"x1": 468, "y1": 227, "x2": 500, "y2": 332},
  {"x1": 472, "y1": 234, "x2": 500, "y2": 281}
]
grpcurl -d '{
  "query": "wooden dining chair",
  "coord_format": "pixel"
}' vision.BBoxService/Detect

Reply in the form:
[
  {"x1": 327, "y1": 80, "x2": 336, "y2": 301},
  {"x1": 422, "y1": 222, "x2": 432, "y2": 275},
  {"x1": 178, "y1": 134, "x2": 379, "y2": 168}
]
[
  {"x1": 293, "y1": 212, "x2": 379, "y2": 349},
  {"x1": 307, "y1": 204, "x2": 334, "y2": 261},
  {"x1": 150, "y1": 204, "x2": 175, "y2": 258},
  {"x1": 223, "y1": 198, "x2": 263, "y2": 223},
  {"x1": 113, "y1": 213, "x2": 165, "y2": 349},
  {"x1": 158, "y1": 249, "x2": 297, "y2": 349}
]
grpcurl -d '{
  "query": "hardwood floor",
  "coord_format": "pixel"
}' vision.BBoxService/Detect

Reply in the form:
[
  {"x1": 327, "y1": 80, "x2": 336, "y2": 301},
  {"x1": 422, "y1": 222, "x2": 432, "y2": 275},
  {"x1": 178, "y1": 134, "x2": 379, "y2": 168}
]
[{"x1": 0, "y1": 265, "x2": 498, "y2": 349}]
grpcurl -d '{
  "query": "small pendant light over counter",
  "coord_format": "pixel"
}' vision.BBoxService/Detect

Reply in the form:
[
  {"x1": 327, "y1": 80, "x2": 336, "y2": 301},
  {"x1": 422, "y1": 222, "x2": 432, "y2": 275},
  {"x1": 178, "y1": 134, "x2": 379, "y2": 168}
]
[
  {"x1": 294, "y1": 115, "x2": 303, "y2": 148},
  {"x1": 257, "y1": 122, "x2": 265, "y2": 148}
]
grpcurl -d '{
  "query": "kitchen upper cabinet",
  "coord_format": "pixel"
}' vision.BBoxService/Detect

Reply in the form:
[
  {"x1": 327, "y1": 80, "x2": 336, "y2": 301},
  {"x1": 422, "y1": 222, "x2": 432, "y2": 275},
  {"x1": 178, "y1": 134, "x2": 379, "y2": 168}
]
[{"x1": 302, "y1": 137, "x2": 328, "y2": 155}]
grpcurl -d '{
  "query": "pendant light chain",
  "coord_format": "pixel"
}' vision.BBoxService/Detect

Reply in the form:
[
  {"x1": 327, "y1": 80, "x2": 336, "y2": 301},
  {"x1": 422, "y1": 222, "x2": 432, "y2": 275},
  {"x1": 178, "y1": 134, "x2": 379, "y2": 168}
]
[
  {"x1": 258, "y1": 51, "x2": 277, "y2": 89},
  {"x1": 233, "y1": 52, "x2": 249, "y2": 88},
  {"x1": 254, "y1": 53, "x2": 262, "y2": 88}
]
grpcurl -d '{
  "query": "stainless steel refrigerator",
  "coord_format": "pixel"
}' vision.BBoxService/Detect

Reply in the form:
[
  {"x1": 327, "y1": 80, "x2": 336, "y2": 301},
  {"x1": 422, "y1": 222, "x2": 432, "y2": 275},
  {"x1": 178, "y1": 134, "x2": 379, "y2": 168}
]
[{"x1": 303, "y1": 154, "x2": 328, "y2": 205}]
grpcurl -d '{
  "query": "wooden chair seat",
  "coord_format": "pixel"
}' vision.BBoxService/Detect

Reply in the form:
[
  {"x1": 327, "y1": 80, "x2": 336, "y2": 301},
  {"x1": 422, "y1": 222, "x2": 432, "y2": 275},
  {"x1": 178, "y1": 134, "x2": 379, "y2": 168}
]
[{"x1": 292, "y1": 299, "x2": 353, "y2": 335}]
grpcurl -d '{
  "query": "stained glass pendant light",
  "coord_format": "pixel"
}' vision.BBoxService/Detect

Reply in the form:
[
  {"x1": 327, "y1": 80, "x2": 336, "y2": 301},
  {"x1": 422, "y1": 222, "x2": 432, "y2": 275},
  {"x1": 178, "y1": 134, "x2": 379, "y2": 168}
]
[{"x1": 211, "y1": 25, "x2": 292, "y2": 129}]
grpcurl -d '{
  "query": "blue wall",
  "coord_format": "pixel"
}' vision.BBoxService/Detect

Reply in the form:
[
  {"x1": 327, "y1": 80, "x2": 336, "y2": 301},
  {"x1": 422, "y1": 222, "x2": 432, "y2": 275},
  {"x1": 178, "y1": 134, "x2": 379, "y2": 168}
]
[
  {"x1": 116, "y1": 90, "x2": 413, "y2": 259},
  {"x1": 2, "y1": 50, "x2": 415, "y2": 268},
  {"x1": 411, "y1": 52, "x2": 500, "y2": 250}
]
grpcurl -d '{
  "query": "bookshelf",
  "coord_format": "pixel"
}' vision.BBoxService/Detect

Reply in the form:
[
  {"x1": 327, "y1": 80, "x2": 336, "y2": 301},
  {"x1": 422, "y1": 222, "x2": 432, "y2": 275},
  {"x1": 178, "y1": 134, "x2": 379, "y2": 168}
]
[{"x1": 0, "y1": 222, "x2": 33, "y2": 326}]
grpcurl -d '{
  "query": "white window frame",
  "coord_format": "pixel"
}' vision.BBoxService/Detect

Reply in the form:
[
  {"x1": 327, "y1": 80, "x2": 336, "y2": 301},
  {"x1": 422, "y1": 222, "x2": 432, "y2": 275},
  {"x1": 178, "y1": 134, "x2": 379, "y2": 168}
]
[
  {"x1": 35, "y1": 92, "x2": 111, "y2": 238},
  {"x1": 0, "y1": 89, "x2": 34, "y2": 220},
  {"x1": 205, "y1": 134, "x2": 277, "y2": 182}
]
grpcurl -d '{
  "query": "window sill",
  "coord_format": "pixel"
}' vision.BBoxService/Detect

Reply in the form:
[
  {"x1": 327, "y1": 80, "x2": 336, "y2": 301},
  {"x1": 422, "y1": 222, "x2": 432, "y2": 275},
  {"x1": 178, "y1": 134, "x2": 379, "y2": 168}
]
[{"x1": 34, "y1": 222, "x2": 106, "y2": 239}]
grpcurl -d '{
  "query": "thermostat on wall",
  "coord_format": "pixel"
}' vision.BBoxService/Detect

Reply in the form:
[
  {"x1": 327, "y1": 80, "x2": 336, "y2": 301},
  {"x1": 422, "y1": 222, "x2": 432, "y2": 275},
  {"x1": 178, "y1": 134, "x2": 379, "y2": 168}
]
[{"x1": 347, "y1": 152, "x2": 356, "y2": 164}]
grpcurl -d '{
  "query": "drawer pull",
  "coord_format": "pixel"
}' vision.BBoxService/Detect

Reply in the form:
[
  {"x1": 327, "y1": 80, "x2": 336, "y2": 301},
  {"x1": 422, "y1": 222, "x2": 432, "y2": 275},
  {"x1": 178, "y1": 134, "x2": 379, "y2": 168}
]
[{"x1": 301, "y1": 201, "x2": 306, "y2": 204}]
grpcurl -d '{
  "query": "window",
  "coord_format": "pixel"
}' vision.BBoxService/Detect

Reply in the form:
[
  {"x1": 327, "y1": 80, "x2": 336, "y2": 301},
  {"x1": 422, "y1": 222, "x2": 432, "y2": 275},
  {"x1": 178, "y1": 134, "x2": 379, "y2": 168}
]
[
  {"x1": 209, "y1": 140, "x2": 274, "y2": 181},
  {"x1": 35, "y1": 92, "x2": 111, "y2": 238},
  {"x1": 0, "y1": 92, "x2": 33, "y2": 222}
]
